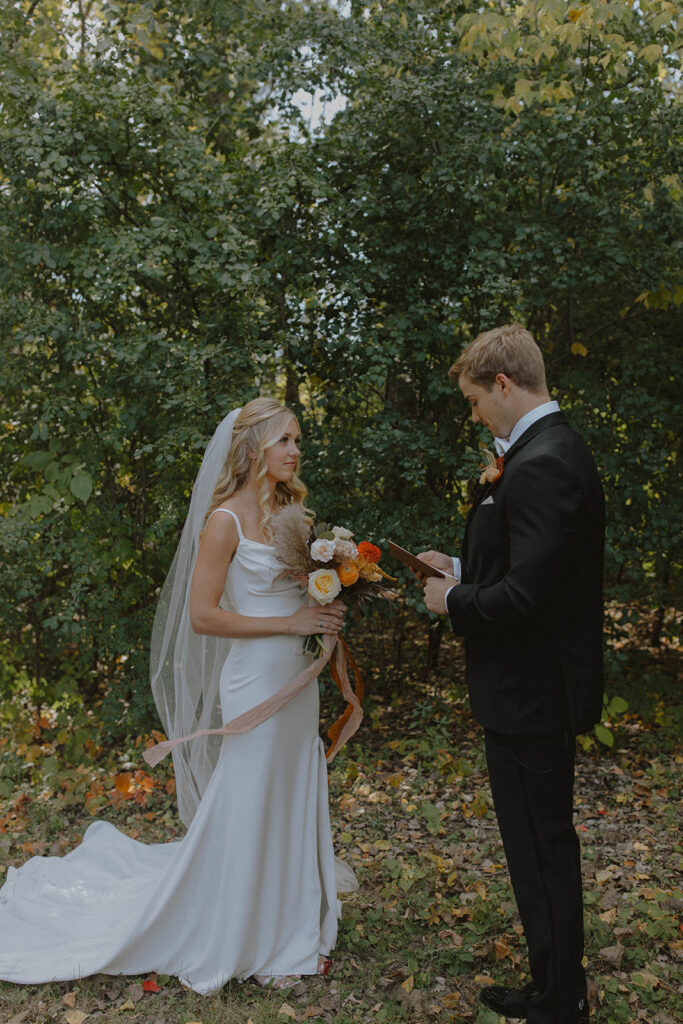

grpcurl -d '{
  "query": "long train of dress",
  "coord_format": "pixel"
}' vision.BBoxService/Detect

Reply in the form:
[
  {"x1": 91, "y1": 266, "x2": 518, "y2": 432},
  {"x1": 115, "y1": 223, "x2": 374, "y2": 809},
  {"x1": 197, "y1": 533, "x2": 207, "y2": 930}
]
[{"x1": 0, "y1": 516, "x2": 354, "y2": 994}]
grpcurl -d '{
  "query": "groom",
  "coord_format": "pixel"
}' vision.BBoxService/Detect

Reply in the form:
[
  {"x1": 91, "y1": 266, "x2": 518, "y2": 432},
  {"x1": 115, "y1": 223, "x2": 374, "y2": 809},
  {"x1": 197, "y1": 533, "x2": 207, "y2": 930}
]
[{"x1": 421, "y1": 325, "x2": 604, "y2": 1024}]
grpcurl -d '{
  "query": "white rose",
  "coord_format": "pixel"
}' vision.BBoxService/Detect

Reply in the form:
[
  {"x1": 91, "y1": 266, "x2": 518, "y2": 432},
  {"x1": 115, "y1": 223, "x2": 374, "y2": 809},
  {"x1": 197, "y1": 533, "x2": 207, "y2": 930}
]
[
  {"x1": 334, "y1": 539, "x2": 358, "y2": 562},
  {"x1": 332, "y1": 525, "x2": 353, "y2": 541},
  {"x1": 308, "y1": 568, "x2": 342, "y2": 605},
  {"x1": 311, "y1": 538, "x2": 336, "y2": 562}
]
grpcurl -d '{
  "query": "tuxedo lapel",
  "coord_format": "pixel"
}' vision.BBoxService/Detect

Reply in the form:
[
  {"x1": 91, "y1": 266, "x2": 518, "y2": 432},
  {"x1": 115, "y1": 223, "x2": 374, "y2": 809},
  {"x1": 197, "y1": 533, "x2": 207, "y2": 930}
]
[{"x1": 462, "y1": 412, "x2": 568, "y2": 548}]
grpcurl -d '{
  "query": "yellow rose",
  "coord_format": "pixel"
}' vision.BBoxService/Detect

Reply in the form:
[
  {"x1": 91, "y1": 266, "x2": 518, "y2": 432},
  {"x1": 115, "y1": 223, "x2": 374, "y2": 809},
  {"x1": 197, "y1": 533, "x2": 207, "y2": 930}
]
[{"x1": 308, "y1": 568, "x2": 342, "y2": 605}]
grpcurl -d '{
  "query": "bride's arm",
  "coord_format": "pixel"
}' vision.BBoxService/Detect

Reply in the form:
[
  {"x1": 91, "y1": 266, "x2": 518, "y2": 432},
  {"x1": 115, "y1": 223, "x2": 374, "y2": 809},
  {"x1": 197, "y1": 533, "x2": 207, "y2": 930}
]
[{"x1": 189, "y1": 512, "x2": 344, "y2": 639}]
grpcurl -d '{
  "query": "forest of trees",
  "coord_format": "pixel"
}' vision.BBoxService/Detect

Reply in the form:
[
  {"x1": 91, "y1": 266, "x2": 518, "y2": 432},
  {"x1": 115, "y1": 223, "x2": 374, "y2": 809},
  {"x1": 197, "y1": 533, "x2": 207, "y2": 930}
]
[{"x1": 1, "y1": 0, "x2": 681, "y2": 736}]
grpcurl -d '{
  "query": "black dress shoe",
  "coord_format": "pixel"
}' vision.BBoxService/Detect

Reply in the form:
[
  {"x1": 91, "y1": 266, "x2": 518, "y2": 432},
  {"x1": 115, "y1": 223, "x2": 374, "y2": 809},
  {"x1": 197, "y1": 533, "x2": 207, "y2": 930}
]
[
  {"x1": 480, "y1": 984, "x2": 590, "y2": 1021},
  {"x1": 479, "y1": 980, "x2": 538, "y2": 1016}
]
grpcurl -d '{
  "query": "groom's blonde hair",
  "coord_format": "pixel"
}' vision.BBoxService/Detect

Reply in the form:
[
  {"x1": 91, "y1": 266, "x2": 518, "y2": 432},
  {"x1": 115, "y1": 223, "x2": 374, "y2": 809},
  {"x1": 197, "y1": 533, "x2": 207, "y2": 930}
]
[{"x1": 449, "y1": 324, "x2": 547, "y2": 393}]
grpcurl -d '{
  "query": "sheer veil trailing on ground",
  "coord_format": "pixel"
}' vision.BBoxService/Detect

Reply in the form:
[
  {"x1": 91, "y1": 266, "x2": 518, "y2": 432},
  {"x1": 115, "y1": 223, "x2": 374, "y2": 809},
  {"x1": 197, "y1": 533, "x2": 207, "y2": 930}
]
[{"x1": 149, "y1": 408, "x2": 241, "y2": 827}]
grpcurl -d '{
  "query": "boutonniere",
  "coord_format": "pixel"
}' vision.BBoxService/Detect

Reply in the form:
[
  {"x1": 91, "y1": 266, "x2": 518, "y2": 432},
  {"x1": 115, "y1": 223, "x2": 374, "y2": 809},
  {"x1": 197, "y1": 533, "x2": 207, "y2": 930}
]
[{"x1": 479, "y1": 450, "x2": 505, "y2": 486}]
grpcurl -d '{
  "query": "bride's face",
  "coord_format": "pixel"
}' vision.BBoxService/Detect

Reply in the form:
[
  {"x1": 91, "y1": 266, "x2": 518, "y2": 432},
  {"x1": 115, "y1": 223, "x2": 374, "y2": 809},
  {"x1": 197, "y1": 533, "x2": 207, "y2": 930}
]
[{"x1": 263, "y1": 416, "x2": 301, "y2": 484}]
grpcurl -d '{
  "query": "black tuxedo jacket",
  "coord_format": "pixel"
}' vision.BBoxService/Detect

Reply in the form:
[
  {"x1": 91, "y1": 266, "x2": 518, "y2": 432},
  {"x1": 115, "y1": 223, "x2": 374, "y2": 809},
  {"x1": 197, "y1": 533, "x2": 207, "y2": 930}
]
[{"x1": 446, "y1": 412, "x2": 605, "y2": 736}]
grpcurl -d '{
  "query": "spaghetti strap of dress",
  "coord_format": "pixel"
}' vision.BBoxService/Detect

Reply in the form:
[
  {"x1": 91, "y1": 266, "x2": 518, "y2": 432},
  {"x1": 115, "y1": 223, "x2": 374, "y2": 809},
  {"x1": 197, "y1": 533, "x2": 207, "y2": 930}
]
[{"x1": 206, "y1": 507, "x2": 244, "y2": 539}]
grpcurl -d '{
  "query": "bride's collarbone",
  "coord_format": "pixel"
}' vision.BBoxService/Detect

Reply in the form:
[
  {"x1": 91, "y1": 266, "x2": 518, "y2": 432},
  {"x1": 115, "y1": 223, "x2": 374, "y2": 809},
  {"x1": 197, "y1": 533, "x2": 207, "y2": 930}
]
[{"x1": 219, "y1": 502, "x2": 272, "y2": 546}]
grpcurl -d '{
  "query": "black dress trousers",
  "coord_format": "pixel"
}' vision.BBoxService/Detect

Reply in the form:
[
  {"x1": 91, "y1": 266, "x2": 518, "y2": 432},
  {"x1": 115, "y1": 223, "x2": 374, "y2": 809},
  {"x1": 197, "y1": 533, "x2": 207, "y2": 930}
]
[{"x1": 484, "y1": 729, "x2": 587, "y2": 1024}]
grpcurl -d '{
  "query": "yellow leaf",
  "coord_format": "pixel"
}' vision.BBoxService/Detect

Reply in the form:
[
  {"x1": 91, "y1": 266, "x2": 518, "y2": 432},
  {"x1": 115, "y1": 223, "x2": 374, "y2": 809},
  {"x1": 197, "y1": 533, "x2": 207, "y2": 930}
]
[
  {"x1": 639, "y1": 44, "x2": 662, "y2": 63},
  {"x1": 400, "y1": 974, "x2": 414, "y2": 994},
  {"x1": 631, "y1": 970, "x2": 659, "y2": 987},
  {"x1": 442, "y1": 992, "x2": 461, "y2": 1009},
  {"x1": 64, "y1": 1012, "x2": 88, "y2": 1024},
  {"x1": 571, "y1": 342, "x2": 588, "y2": 357},
  {"x1": 118, "y1": 999, "x2": 136, "y2": 1012},
  {"x1": 374, "y1": 839, "x2": 392, "y2": 851},
  {"x1": 278, "y1": 1004, "x2": 297, "y2": 1019}
]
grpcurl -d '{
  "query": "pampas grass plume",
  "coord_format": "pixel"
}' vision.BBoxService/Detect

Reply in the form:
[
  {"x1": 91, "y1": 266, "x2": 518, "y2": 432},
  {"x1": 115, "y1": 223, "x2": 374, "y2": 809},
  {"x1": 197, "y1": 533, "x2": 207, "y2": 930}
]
[{"x1": 272, "y1": 503, "x2": 315, "y2": 575}]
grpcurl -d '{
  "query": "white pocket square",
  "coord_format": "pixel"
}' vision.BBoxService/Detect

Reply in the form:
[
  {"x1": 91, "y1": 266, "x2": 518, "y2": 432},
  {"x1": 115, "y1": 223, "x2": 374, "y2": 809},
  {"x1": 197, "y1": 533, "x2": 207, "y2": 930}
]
[{"x1": 481, "y1": 496, "x2": 494, "y2": 505}]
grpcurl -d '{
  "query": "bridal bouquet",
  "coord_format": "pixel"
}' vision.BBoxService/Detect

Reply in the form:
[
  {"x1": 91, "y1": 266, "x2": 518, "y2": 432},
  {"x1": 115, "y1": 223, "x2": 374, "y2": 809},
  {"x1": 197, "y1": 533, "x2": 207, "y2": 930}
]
[{"x1": 272, "y1": 505, "x2": 396, "y2": 618}]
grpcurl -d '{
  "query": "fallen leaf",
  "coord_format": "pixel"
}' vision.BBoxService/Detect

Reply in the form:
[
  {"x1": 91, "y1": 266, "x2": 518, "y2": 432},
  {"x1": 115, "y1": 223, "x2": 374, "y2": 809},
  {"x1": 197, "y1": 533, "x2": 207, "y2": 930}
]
[
  {"x1": 301, "y1": 1007, "x2": 325, "y2": 1020},
  {"x1": 278, "y1": 1005, "x2": 297, "y2": 1019},
  {"x1": 125, "y1": 983, "x2": 144, "y2": 1004},
  {"x1": 142, "y1": 979, "x2": 161, "y2": 992},
  {"x1": 599, "y1": 941, "x2": 625, "y2": 967},
  {"x1": 6, "y1": 1012, "x2": 30, "y2": 1024},
  {"x1": 64, "y1": 1011, "x2": 89, "y2": 1024},
  {"x1": 400, "y1": 974, "x2": 414, "y2": 994},
  {"x1": 631, "y1": 969, "x2": 660, "y2": 987},
  {"x1": 62, "y1": 993, "x2": 77, "y2": 1007},
  {"x1": 442, "y1": 991, "x2": 461, "y2": 1009},
  {"x1": 595, "y1": 867, "x2": 616, "y2": 884},
  {"x1": 118, "y1": 998, "x2": 136, "y2": 1011}
]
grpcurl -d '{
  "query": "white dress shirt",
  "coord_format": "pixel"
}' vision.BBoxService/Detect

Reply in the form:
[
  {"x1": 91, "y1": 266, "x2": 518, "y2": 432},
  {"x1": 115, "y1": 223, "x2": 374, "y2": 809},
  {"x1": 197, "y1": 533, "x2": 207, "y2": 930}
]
[{"x1": 444, "y1": 401, "x2": 560, "y2": 608}]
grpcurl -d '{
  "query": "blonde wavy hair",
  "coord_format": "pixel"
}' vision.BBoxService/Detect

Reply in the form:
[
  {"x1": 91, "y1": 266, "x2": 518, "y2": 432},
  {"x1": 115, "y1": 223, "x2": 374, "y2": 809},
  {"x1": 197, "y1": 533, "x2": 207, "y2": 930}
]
[{"x1": 205, "y1": 398, "x2": 307, "y2": 541}]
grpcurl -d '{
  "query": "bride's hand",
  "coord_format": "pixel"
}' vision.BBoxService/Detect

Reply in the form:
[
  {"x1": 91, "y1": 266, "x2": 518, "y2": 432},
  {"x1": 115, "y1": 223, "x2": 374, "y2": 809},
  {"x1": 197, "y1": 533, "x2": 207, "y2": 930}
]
[{"x1": 289, "y1": 600, "x2": 346, "y2": 636}]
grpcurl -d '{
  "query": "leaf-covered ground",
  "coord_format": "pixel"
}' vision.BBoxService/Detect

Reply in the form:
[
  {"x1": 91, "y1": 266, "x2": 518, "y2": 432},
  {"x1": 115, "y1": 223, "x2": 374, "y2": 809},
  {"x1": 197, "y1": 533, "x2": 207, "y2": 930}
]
[{"x1": 0, "y1": 613, "x2": 680, "y2": 1024}]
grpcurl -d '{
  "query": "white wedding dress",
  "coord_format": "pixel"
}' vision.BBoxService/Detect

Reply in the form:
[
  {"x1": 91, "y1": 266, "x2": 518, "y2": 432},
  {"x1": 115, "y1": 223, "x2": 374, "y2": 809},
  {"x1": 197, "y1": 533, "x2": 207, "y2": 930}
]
[{"x1": 0, "y1": 510, "x2": 351, "y2": 994}]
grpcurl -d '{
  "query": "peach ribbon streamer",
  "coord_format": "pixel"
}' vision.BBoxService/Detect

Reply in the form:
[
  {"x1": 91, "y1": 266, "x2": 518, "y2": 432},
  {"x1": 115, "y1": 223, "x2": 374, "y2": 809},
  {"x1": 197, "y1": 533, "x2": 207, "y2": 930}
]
[{"x1": 143, "y1": 636, "x2": 364, "y2": 769}]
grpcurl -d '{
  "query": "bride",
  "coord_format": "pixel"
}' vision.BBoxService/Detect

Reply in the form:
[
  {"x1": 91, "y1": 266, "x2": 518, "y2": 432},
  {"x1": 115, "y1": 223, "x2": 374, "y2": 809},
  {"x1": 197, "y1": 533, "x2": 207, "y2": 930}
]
[{"x1": 0, "y1": 398, "x2": 355, "y2": 993}]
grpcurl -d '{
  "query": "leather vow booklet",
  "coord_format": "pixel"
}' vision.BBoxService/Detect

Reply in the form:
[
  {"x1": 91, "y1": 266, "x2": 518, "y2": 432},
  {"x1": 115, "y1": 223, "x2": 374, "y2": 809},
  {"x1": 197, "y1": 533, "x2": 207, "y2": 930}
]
[{"x1": 388, "y1": 541, "x2": 447, "y2": 578}]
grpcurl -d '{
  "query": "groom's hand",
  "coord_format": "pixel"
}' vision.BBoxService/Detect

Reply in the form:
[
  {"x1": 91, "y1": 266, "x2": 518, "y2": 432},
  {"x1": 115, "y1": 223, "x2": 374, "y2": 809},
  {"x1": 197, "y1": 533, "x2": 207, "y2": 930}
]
[
  {"x1": 423, "y1": 576, "x2": 456, "y2": 615},
  {"x1": 414, "y1": 549, "x2": 453, "y2": 578}
]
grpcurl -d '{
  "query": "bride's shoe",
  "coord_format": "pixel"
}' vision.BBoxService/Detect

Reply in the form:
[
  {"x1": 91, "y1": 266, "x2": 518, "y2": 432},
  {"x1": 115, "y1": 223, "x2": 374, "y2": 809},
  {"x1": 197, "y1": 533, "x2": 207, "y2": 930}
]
[
  {"x1": 253, "y1": 973, "x2": 301, "y2": 989},
  {"x1": 253, "y1": 956, "x2": 330, "y2": 987}
]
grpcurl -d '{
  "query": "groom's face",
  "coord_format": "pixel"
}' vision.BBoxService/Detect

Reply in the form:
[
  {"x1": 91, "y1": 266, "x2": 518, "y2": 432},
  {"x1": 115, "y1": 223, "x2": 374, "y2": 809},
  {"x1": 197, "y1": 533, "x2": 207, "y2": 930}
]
[{"x1": 459, "y1": 374, "x2": 512, "y2": 439}]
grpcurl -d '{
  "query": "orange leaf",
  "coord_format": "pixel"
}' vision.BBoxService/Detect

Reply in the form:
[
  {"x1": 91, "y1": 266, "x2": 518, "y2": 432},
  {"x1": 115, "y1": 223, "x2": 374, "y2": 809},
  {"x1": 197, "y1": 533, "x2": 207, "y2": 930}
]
[
  {"x1": 142, "y1": 979, "x2": 161, "y2": 993},
  {"x1": 135, "y1": 772, "x2": 155, "y2": 792},
  {"x1": 114, "y1": 772, "x2": 134, "y2": 796}
]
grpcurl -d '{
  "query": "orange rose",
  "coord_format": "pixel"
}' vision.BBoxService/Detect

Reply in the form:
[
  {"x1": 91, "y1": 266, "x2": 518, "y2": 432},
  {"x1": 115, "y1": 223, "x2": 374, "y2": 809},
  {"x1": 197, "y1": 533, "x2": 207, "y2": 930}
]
[
  {"x1": 357, "y1": 541, "x2": 381, "y2": 563},
  {"x1": 338, "y1": 563, "x2": 360, "y2": 587}
]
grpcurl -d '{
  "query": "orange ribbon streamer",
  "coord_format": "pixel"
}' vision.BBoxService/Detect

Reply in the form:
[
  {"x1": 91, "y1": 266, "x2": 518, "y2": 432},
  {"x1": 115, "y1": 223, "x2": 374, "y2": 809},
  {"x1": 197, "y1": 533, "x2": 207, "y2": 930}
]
[{"x1": 325, "y1": 635, "x2": 365, "y2": 762}]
